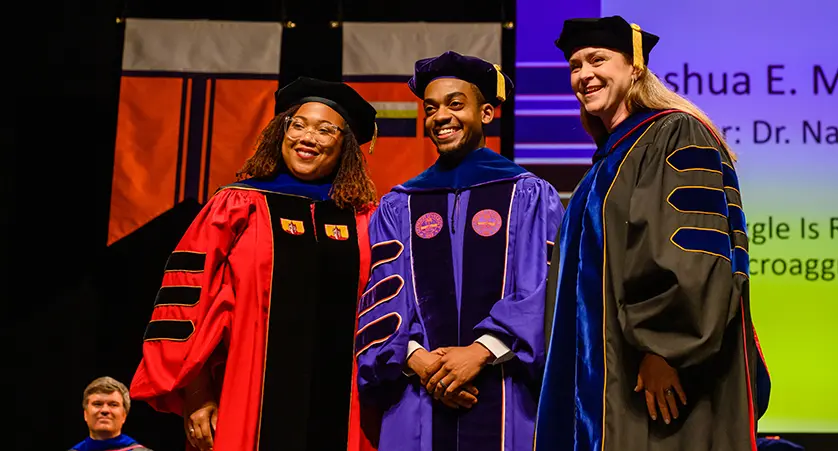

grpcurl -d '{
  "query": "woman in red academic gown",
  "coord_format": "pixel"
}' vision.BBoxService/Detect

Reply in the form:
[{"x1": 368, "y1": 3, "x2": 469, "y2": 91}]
[{"x1": 130, "y1": 77, "x2": 381, "y2": 451}]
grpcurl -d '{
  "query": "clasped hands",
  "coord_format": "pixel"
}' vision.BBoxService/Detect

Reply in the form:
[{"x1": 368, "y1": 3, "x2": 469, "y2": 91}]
[
  {"x1": 406, "y1": 343, "x2": 493, "y2": 410},
  {"x1": 407, "y1": 346, "x2": 688, "y2": 422}
]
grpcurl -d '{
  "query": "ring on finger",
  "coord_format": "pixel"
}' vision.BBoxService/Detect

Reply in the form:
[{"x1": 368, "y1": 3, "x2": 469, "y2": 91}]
[
  {"x1": 664, "y1": 388, "x2": 674, "y2": 397},
  {"x1": 438, "y1": 380, "x2": 448, "y2": 390}
]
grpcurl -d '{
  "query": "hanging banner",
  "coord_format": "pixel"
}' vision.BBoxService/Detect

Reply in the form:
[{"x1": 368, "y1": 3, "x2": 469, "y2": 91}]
[
  {"x1": 343, "y1": 22, "x2": 504, "y2": 197},
  {"x1": 110, "y1": 21, "x2": 506, "y2": 245},
  {"x1": 109, "y1": 18, "x2": 282, "y2": 245}
]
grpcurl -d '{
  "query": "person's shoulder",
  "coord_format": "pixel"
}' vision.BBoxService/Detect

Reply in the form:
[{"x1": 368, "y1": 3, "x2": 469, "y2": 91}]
[
  {"x1": 639, "y1": 110, "x2": 688, "y2": 136},
  {"x1": 369, "y1": 192, "x2": 409, "y2": 226},
  {"x1": 514, "y1": 174, "x2": 558, "y2": 197},
  {"x1": 645, "y1": 110, "x2": 721, "y2": 152},
  {"x1": 214, "y1": 184, "x2": 266, "y2": 199},
  {"x1": 379, "y1": 191, "x2": 408, "y2": 208},
  {"x1": 659, "y1": 110, "x2": 694, "y2": 124},
  {"x1": 651, "y1": 111, "x2": 715, "y2": 138},
  {"x1": 197, "y1": 185, "x2": 264, "y2": 212}
]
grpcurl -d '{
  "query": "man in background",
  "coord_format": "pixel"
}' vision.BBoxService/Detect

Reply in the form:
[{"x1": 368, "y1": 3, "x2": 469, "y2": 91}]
[{"x1": 70, "y1": 376, "x2": 152, "y2": 451}]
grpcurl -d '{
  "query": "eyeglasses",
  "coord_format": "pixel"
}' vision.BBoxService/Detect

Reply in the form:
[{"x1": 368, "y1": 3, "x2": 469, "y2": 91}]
[{"x1": 284, "y1": 117, "x2": 344, "y2": 145}]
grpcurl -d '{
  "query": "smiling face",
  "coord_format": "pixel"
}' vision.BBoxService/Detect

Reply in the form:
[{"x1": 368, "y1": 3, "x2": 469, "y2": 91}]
[
  {"x1": 422, "y1": 78, "x2": 494, "y2": 156},
  {"x1": 280, "y1": 102, "x2": 346, "y2": 181},
  {"x1": 83, "y1": 391, "x2": 127, "y2": 440},
  {"x1": 569, "y1": 47, "x2": 637, "y2": 130}
]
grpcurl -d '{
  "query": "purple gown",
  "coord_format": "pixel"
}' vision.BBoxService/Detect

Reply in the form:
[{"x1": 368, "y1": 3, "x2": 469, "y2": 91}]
[{"x1": 355, "y1": 148, "x2": 564, "y2": 451}]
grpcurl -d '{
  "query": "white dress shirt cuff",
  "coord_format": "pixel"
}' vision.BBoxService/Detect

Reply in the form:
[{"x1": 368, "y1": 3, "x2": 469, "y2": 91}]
[
  {"x1": 475, "y1": 334, "x2": 514, "y2": 365},
  {"x1": 403, "y1": 340, "x2": 426, "y2": 376}
]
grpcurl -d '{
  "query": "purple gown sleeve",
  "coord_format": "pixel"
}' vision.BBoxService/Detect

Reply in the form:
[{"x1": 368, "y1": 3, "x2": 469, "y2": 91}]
[
  {"x1": 474, "y1": 177, "x2": 564, "y2": 378},
  {"x1": 355, "y1": 194, "x2": 423, "y2": 392}
]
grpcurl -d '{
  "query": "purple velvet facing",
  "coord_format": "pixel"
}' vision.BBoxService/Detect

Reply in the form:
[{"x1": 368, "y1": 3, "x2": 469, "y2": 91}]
[
  {"x1": 458, "y1": 182, "x2": 515, "y2": 450},
  {"x1": 355, "y1": 313, "x2": 402, "y2": 357},
  {"x1": 408, "y1": 183, "x2": 515, "y2": 451},
  {"x1": 410, "y1": 193, "x2": 459, "y2": 451},
  {"x1": 371, "y1": 240, "x2": 404, "y2": 271},
  {"x1": 359, "y1": 275, "x2": 404, "y2": 315}
]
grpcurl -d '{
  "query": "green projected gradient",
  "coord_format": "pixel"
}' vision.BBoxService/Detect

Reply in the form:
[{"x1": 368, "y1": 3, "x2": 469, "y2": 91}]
[{"x1": 749, "y1": 216, "x2": 838, "y2": 432}]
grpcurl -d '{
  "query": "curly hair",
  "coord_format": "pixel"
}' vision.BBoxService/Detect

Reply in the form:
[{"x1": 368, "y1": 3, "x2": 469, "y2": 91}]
[{"x1": 237, "y1": 104, "x2": 378, "y2": 211}]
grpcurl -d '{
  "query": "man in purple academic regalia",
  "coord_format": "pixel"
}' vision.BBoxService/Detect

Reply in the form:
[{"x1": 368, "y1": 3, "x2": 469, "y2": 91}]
[{"x1": 354, "y1": 51, "x2": 564, "y2": 451}]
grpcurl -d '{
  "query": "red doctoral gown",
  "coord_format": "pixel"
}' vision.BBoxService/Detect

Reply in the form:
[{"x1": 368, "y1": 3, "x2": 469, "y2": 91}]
[{"x1": 130, "y1": 184, "x2": 378, "y2": 451}]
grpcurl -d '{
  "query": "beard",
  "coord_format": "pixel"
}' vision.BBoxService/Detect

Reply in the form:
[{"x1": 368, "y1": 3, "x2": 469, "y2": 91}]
[{"x1": 434, "y1": 128, "x2": 483, "y2": 156}]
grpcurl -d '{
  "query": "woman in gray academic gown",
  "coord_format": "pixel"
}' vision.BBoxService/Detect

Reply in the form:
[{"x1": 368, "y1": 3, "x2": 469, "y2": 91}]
[{"x1": 536, "y1": 15, "x2": 770, "y2": 451}]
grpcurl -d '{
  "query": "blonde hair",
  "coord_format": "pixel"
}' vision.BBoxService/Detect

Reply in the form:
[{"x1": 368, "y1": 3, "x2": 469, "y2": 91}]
[
  {"x1": 580, "y1": 56, "x2": 737, "y2": 161},
  {"x1": 82, "y1": 376, "x2": 131, "y2": 414}
]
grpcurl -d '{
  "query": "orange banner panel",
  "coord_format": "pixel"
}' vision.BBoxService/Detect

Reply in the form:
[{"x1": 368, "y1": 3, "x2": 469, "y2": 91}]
[
  {"x1": 207, "y1": 79, "x2": 278, "y2": 195},
  {"x1": 346, "y1": 82, "x2": 416, "y2": 102},
  {"x1": 109, "y1": 76, "x2": 184, "y2": 245},
  {"x1": 109, "y1": 76, "x2": 503, "y2": 244},
  {"x1": 486, "y1": 137, "x2": 501, "y2": 154},
  {"x1": 367, "y1": 137, "x2": 438, "y2": 197}
]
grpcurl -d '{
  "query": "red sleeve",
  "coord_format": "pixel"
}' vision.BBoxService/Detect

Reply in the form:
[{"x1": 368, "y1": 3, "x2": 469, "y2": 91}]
[
  {"x1": 129, "y1": 188, "x2": 255, "y2": 415},
  {"x1": 348, "y1": 205, "x2": 381, "y2": 451},
  {"x1": 355, "y1": 205, "x2": 375, "y2": 297}
]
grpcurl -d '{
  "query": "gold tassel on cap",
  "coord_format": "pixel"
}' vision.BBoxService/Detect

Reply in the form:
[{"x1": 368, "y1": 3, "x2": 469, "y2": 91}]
[
  {"x1": 493, "y1": 64, "x2": 506, "y2": 102},
  {"x1": 369, "y1": 123, "x2": 378, "y2": 154},
  {"x1": 630, "y1": 23, "x2": 644, "y2": 70}
]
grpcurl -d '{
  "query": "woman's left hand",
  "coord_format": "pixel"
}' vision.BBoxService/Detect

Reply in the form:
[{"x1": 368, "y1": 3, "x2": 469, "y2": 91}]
[{"x1": 635, "y1": 353, "x2": 687, "y2": 424}]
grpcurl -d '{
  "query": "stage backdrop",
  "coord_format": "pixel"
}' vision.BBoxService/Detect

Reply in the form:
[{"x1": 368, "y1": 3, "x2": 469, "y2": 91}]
[
  {"x1": 343, "y1": 22, "x2": 504, "y2": 198},
  {"x1": 109, "y1": 18, "x2": 282, "y2": 245},
  {"x1": 517, "y1": 0, "x2": 838, "y2": 434},
  {"x1": 109, "y1": 20, "x2": 504, "y2": 244}
]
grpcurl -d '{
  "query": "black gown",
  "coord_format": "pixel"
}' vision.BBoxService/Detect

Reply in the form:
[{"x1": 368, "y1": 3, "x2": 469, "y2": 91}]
[{"x1": 536, "y1": 110, "x2": 770, "y2": 451}]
